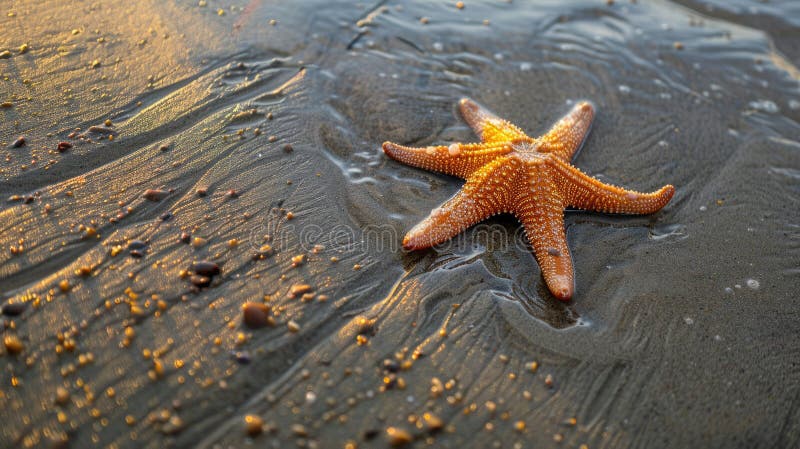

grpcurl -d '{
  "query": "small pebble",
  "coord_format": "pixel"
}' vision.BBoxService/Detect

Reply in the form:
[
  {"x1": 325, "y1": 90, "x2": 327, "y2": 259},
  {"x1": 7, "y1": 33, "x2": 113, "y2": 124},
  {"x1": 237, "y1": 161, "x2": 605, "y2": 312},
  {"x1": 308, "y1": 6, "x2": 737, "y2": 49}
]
[
  {"x1": 291, "y1": 424, "x2": 308, "y2": 437},
  {"x1": 57, "y1": 142, "x2": 72, "y2": 152},
  {"x1": 233, "y1": 351, "x2": 251, "y2": 364},
  {"x1": 242, "y1": 302, "x2": 272, "y2": 329},
  {"x1": 0, "y1": 101, "x2": 13, "y2": 108},
  {"x1": 283, "y1": 144, "x2": 293, "y2": 153},
  {"x1": 191, "y1": 260, "x2": 220, "y2": 277},
  {"x1": 287, "y1": 320, "x2": 301, "y2": 333},
  {"x1": 1, "y1": 302, "x2": 27, "y2": 316},
  {"x1": 55, "y1": 386, "x2": 70, "y2": 405},
  {"x1": 244, "y1": 414, "x2": 263, "y2": 436},
  {"x1": 422, "y1": 413, "x2": 443, "y2": 432},
  {"x1": 58, "y1": 279, "x2": 71, "y2": 293},
  {"x1": 196, "y1": 187, "x2": 208, "y2": 197},
  {"x1": 11, "y1": 136, "x2": 25, "y2": 148},
  {"x1": 226, "y1": 189, "x2": 239, "y2": 199},
  {"x1": 189, "y1": 275, "x2": 211, "y2": 287},
  {"x1": 386, "y1": 427, "x2": 413, "y2": 447},
  {"x1": 0, "y1": 50, "x2": 11, "y2": 59},
  {"x1": 291, "y1": 254, "x2": 305, "y2": 267},
  {"x1": 455, "y1": 1, "x2": 464, "y2": 9},
  {"x1": 3, "y1": 335, "x2": 24, "y2": 354},
  {"x1": 142, "y1": 189, "x2": 169, "y2": 201},
  {"x1": 128, "y1": 240, "x2": 148, "y2": 250},
  {"x1": 191, "y1": 237, "x2": 207, "y2": 248},
  {"x1": 288, "y1": 283, "x2": 312, "y2": 298},
  {"x1": 179, "y1": 232, "x2": 191, "y2": 244}
]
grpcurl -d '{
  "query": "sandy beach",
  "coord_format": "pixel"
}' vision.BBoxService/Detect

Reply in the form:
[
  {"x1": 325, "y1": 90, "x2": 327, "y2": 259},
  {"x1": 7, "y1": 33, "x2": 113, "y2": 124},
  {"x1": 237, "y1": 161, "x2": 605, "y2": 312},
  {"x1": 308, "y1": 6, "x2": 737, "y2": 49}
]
[{"x1": 1, "y1": 1, "x2": 799, "y2": 448}]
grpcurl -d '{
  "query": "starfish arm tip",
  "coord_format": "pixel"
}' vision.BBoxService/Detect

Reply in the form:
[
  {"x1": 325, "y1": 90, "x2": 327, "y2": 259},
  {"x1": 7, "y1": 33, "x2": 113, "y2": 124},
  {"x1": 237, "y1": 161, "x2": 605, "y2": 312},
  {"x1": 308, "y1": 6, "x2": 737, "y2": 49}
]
[
  {"x1": 548, "y1": 274, "x2": 574, "y2": 301},
  {"x1": 401, "y1": 234, "x2": 419, "y2": 251}
]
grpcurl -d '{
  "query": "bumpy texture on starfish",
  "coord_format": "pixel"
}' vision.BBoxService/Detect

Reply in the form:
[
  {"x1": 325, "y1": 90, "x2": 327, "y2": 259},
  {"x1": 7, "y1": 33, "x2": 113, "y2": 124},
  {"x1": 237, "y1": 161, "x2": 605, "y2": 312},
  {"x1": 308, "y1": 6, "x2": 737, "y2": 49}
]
[{"x1": 383, "y1": 98, "x2": 675, "y2": 301}]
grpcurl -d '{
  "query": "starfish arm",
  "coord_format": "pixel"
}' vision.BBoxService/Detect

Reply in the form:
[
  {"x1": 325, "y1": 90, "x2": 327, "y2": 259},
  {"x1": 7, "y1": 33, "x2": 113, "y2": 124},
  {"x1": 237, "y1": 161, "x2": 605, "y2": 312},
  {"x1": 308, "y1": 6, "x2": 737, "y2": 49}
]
[
  {"x1": 515, "y1": 191, "x2": 575, "y2": 301},
  {"x1": 403, "y1": 156, "x2": 519, "y2": 250},
  {"x1": 536, "y1": 101, "x2": 595, "y2": 162},
  {"x1": 382, "y1": 141, "x2": 511, "y2": 178},
  {"x1": 549, "y1": 157, "x2": 675, "y2": 214},
  {"x1": 458, "y1": 98, "x2": 532, "y2": 144}
]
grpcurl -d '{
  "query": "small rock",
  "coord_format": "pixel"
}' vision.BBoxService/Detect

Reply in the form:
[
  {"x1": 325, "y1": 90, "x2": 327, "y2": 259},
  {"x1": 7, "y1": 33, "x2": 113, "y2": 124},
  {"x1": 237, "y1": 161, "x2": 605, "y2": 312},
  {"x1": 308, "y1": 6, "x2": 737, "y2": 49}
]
[
  {"x1": 291, "y1": 424, "x2": 308, "y2": 437},
  {"x1": 11, "y1": 136, "x2": 25, "y2": 148},
  {"x1": 226, "y1": 189, "x2": 239, "y2": 199},
  {"x1": 128, "y1": 240, "x2": 148, "y2": 250},
  {"x1": 3, "y1": 335, "x2": 24, "y2": 354},
  {"x1": 244, "y1": 414, "x2": 263, "y2": 436},
  {"x1": 1, "y1": 302, "x2": 27, "y2": 316},
  {"x1": 242, "y1": 302, "x2": 272, "y2": 329},
  {"x1": 422, "y1": 413, "x2": 443, "y2": 432},
  {"x1": 189, "y1": 275, "x2": 211, "y2": 287},
  {"x1": 55, "y1": 386, "x2": 70, "y2": 405},
  {"x1": 0, "y1": 50, "x2": 11, "y2": 59},
  {"x1": 142, "y1": 189, "x2": 169, "y2": 201},
  {"x1": 191, "y1": 261, "x2": 220, "y2": 277},
  {"x1": 196, "y1": 187, "x2": 208, "y2": 197},
  {"x1": 57, "y1": 142, "x2": 72, "y2": 152},
  {"x1": 130, "y1": 249, "x2": 145, "y2": 258},
  {"x1": 233, "y1": 351, "x2": 251, "y2": 364},
  {"x1": 288, "y1": 283, "x2": 312, "y2": 298},
  {"x1": 179, "y1": 232, "x2": 191, "y2": 244},
  {"x1": 386, "y1": 427, "x2": 413, "y2": 447}
]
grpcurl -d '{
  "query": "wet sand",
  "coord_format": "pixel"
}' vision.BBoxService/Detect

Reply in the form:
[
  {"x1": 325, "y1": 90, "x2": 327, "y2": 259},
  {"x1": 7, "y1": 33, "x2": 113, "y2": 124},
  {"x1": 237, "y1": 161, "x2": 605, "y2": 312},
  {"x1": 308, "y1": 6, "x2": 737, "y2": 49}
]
[{"x1": 1, "y1": 1, "x2": 799, "y2": 448}]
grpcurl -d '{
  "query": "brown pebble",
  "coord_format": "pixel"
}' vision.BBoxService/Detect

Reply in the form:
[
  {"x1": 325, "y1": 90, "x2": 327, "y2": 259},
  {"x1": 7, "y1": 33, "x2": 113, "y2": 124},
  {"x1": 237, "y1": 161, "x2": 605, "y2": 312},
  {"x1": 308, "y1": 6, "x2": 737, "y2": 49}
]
[
  {"x1": 288, "y1": 284, "x2": 313, "y2": 298},
  {"x1": 189, "y1": 274, "x2": 211, "y2": 287},
  {"x1": 0, "y1": 50, "x2": 11, "y2": 59},
  {"x1": 2, "y1": 302, "x2": 27, "y2": 316},
  {"x1": 11, "y1": 136, "x2": 25, "y2": 148},
  {"x1": 244, "y1": 414, "x2": 263, "y2": 436},
  {"x1": 242, "y1": 302, "x2": 272, "y2": 329},
  {"x1": 290, "y1": 423, "x2": 307, "y2": 437},
  {"x1": 226, "y1": 189, "x2": 239, "y2": 199},
  {"x1": 159, "y1": 144, "x2": 170, "y2": 152},
  {"x1": 196, "y1": 187, "x2": 208, "y2": 197},
  {"x1": 142, "y1": 189, "x2": 169, "y2": 201},
  {"x1": 291, "y1": 254, "x2": 305, "y2": 267},
  {"x1": 422, "y1": 413, "x2": 443, "y2": 432},
  {"x1": 673, "y1": 41, "x2": 684, "y2": 50},
  {"x1": 58, "y1": 279, "x2": 71, "y2": 293},
  {"x1": 3, "y1": 335, "x2": 24, "y2": 354},
  {"x1": 0, "y1": 101, "x2": 13, "y2": 108},
  {"x1": 283, "y1": 144, "x2": 293, "y2": 153},
  {"x1": 55, "y1": 386, "x2": 70, "y2": 405},
  {"x1": 455, "y1": 1, "x2": 464, "y2": 9},
  {"x1": 386, "y1": 427, "x2": 413, "y2": 446},
  {"x1": 287, "y1": 320, "x2": 301, "y2": 333},
  {"x1": 268, "y1": 135, "x2": 278, "y2": 143},
  {"x1": 57, "y1": 141, "x2": 72, "y2": 152},
  {"x1": 87, "y1": 125, "x2": 116, "y2": 135},
  {"x1": 180, "y1": 232, "x2": 191, "y2": 243},
  {"x1": 191, "y1": 237, "x2": 208, "y2": 248},
  {"x1": 191, "y1": 260, "x2": 220, "y2": 277}
]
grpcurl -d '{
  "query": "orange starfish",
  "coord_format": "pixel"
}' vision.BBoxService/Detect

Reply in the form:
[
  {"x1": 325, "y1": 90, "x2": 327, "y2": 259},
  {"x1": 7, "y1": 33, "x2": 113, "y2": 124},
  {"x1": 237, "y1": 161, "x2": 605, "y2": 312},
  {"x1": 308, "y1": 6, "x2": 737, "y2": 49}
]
[{"x1": 383, "y1": 98, "x2": 675, "y2": 301}]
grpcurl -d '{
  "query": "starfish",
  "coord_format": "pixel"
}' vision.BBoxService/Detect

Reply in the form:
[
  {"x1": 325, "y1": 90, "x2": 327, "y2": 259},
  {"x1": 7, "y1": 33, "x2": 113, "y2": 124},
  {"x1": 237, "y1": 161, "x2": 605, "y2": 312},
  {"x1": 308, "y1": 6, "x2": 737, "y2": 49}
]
[{"x1": 382, "y1": 98, "x2": 675, "y2": 301}]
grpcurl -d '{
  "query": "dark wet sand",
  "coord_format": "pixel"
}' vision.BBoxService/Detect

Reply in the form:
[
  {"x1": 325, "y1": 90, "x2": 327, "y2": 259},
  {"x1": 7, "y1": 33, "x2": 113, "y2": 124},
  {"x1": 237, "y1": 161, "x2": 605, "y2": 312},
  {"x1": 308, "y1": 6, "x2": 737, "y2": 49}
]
[{"x1": 1, "y1": 1, "x2": 799, "y2": 448}]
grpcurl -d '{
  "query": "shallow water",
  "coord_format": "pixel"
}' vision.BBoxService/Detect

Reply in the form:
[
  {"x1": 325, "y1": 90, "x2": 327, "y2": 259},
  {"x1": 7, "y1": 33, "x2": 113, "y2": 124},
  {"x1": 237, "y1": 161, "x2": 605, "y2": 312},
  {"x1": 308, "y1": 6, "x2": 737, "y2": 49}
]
[{"x1": 1, "y1": 1, "x2": 799, "y2": 448}]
